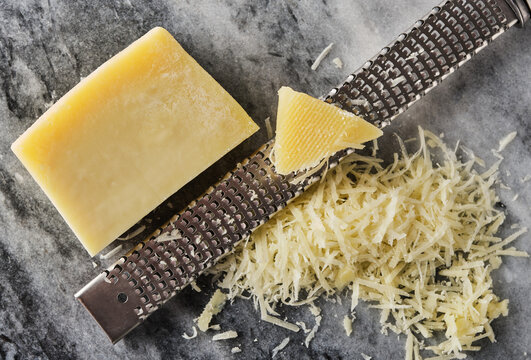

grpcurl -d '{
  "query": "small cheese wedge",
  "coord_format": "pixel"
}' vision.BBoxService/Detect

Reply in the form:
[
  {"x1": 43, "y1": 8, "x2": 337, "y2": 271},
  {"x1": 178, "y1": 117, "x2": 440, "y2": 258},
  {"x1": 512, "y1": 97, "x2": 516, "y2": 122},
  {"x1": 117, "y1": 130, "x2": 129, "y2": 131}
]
[
  {"x1": 11, "y1": 27, "x2": 259, "y2": 256},
  {"x1": 273, "y1": 87, "x2": 382, "y2": 174}
]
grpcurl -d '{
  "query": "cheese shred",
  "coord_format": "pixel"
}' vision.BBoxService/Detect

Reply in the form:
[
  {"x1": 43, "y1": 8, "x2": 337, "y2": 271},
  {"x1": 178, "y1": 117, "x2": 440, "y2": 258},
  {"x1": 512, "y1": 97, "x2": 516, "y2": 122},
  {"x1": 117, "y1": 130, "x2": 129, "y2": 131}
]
[
  {"x1": 271, "y1": 337, "x2": 290, "y2": 357},
  {"x1": 99, "y1": 244, "x2": 123, "y2": 260},
  {"x1": 497, "y1": 131, "x2": 517, "y2": 152},
  {"x1": 343, "y1": 315, "x2": 353, "y2": 336},
  {"x1": 311, "y1": 43, "x2": 334, "y2": 70},
  {"x1": 212, "y1": 330, "x2": 238, "y2": 341},
  {"x1": 265, "y1": 117, "x2": 273, "y2": 139},
  {"x1": 206, "y1": 127, "x2": 526, "y2": 359},
  {"x1": 197, "y1": 290, "x2": 227, "y2": 332},
  {"x1": 182, "y1": 326, "x2": 198, "y2": 340},
  {"x1": 304, "y1": 315, "x2": 322, "y2": 347}
]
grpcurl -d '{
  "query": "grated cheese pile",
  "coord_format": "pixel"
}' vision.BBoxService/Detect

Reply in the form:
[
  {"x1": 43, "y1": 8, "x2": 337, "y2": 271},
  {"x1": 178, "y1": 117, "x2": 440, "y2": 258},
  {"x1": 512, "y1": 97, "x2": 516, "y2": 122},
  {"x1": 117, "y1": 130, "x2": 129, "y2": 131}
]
[{"x1": 207, "y1": 127, "x2": 527, "y2": 359}]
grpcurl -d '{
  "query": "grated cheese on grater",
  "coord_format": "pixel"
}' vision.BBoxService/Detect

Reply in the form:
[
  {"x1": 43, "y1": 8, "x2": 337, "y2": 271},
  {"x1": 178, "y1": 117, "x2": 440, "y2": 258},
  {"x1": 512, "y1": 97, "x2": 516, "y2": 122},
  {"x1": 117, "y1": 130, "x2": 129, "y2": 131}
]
[
  {"x1": 99, "y1": 244, "x2": 123, "y2": 260},
  {"x1": 203, "y1": 127, "x2": 526, "y2": 359}
]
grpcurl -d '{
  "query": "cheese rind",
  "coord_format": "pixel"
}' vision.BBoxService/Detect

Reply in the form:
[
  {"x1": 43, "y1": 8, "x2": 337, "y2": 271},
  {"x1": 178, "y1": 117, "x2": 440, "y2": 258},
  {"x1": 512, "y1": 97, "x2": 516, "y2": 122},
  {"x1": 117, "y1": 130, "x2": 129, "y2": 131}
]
[
  {"x1": 11, "y1": 27, "x2": 258, "y2": 256},
  {"x1": 273, "y1": 87, "x2": 382, "y2": 175}
]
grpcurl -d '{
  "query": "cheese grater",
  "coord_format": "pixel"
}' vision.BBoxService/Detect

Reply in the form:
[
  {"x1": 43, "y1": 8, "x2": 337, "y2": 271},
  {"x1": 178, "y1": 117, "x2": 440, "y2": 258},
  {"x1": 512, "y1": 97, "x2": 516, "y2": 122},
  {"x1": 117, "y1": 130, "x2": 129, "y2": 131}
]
[{"x1": 76, "y1": 0, "x2": 530, "y2": 343}]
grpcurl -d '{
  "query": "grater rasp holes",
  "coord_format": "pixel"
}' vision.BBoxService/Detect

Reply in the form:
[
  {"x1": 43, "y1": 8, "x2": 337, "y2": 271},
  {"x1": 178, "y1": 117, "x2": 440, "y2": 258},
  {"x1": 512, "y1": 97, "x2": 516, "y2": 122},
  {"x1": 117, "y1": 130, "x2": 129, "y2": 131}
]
[
  {"x1": 325, "y1": 0, "x2": 512, "y2": 128},
  {"x1": 102, "y1": 142, "x2": 307, "y2": 316}
]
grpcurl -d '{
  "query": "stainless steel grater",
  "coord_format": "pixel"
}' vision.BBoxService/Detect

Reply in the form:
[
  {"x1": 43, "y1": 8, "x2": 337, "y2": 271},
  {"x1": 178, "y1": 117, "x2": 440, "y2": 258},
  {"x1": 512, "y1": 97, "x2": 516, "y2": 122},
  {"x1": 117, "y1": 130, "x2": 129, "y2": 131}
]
[{"x1": 76, "y1": 0, "x2": 530, "y2": 343}]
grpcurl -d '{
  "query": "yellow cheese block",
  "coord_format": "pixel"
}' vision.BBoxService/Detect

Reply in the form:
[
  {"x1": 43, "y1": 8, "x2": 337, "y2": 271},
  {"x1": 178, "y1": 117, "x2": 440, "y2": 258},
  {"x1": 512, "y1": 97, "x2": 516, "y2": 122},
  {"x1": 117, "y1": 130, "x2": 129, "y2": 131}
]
[
  {"x1": 11, "y1": 27, "x2": 259, "y2": 256},
  {"x1": 273, "y1": 87, "x2": 382, "y2": 174}
]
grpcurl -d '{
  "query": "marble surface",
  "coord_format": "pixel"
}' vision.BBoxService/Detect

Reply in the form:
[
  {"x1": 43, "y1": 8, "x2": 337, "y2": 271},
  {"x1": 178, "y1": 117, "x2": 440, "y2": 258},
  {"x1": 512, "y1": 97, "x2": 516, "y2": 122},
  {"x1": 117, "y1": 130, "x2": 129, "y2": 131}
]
[{"x1": 1, "y1": 0, "x2": 530, "y2": 359}]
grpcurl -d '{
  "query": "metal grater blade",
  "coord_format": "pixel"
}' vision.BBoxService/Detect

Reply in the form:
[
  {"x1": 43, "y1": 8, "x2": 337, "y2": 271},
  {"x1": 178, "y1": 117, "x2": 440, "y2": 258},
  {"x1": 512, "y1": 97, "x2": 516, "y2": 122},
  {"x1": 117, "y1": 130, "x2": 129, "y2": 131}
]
[
  {"x1": 324, "y1": 0, "x2": 521, "y2": 128},
  {"x1": 76, "y1": 0, "x2": 524, "y2": 343}
]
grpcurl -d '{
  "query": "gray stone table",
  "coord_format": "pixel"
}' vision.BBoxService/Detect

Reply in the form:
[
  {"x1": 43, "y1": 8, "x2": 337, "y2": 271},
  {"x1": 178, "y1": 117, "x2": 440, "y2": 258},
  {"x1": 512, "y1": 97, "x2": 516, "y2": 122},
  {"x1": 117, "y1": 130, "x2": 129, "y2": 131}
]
[{"x1": 0, "y1": 1, "x2": 530, "y2": 359}]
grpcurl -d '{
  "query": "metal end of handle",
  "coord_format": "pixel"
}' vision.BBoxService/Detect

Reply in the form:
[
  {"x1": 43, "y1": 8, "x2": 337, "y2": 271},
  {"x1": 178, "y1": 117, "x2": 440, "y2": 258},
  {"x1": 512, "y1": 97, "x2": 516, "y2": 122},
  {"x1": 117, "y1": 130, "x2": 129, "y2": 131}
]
[{"x1": 75, "y1": 273, "x2": 143, "y2": 344}]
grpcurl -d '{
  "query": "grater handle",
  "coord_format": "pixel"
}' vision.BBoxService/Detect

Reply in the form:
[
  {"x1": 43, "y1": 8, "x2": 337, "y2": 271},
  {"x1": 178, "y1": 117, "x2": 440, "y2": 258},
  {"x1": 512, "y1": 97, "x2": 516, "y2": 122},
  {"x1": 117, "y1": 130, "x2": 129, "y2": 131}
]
[{"x1": 505, "y1": 0, "x2": 531, "y2": 26}]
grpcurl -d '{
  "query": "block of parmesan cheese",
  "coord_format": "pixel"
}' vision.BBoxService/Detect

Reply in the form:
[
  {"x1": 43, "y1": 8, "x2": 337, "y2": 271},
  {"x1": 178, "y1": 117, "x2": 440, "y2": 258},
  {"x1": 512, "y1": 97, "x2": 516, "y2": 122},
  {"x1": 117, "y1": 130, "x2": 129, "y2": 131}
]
[
  {"x1": 273, "y1": 87, "x2": 382, "y2": 174},
  {"x1": 11, "y1": 27, "x2": 259, "y2": 256}
]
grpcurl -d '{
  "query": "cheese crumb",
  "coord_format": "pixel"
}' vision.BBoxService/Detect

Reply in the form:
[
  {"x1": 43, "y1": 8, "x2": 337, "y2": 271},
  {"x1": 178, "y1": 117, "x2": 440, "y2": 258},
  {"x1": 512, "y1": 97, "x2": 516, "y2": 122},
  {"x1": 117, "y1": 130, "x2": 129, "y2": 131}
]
[
  {"x1": 332, "y1": 57, "x2": 343, "y2": 69},
  {"x1": 349, "y1": 99, "x2": 369, "y2": 107},
  {"x1": 304, "y1": 315, "x2": 322, "y2": 347},
  {"x1": 197, "y1": 290, "x2": 227, "y2": 332},
  {"x1": 296, "y1": 321, "x2": 311, "y2": 334},
  {"x1": 361, "y1": 353, "x2": 372, "y2": 360},
  {"x1": 309, "y1": 304, "x2": 321, "y2": 317},
  {"x1": 499, "y1": 182, "x2": 511, "y2": 190},
  {"x1": 389, "y1": 75, "x2": 406, "y2": 87},
  {"x1": 100, "y1": 244, "x2": 123, "y2": 259},
  {"x1": 231, "y1": 346, "x2": 242, "y2": 354},
  {"x1": 405, "y1": 332, "x2": 413, "y2": 360},
  {"x1": 372, "y1": 138, "x2": 379, "y2": 157},
  {"x1": 497, "y1": 131, "x2": 517, "y2": 152},
  {"x1": 212, "y1": 330, "x2": 238, "y2": 341},
  {"x1": 157, "y1": 229, "x2": 182, "y2": 242},
  {"x1": 14, "y1": 172, "x2": 24, "y2": 183},
  {"x1": 343, "y1": 315, "x2": 353, "y2": 336},
  {"x1": 261, "y1": 313, "x2": 299, "y2": 332},
  {"x1": 190, "y1": 281, "x2": 201, "y2": 293},
  {"x1": 271, "y1": 337, "x2": 290, "y2": 357},
  {"x1": 182, "y1": 326, "x2": 198, "y2": 340},
  {"x1": 311, "y1": 43, "x2": 334, "y2": 70},
  {"x1": 118, "y1": 225, "x2": 146, "y2": 240},
  {"x1": 265, "y1": 117, "x2": 273, "y2": 139},
  {"x1": 406, "y1": 51, "x2": 420, "y2": 61}
]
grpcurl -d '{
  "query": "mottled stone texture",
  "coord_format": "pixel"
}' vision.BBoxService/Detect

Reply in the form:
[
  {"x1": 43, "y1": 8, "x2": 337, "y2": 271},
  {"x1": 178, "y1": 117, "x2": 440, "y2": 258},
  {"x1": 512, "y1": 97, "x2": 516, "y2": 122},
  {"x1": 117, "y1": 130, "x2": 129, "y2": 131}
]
[{"x1": 0, "y1": 1, "x2": 530, "y2": 359}]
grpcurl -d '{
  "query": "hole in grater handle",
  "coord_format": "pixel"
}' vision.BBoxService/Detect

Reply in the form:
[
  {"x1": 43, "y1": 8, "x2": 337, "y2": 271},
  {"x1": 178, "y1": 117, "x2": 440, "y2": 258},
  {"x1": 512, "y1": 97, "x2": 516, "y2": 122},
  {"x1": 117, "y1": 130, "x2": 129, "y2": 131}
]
[
  {"x1": 117, "y1": 293, "x2": 128, "y2": 303},
  {"x1": 76, "y1": 0, "x2": 520, "y2": 343}
]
